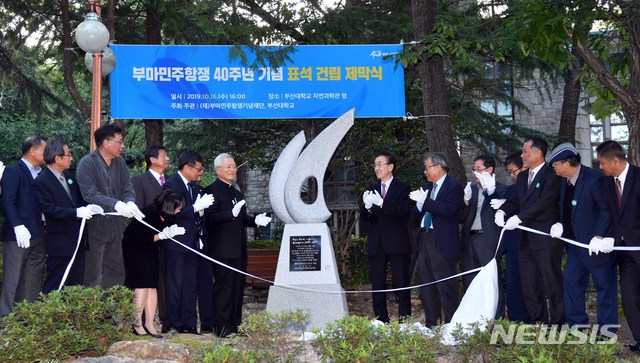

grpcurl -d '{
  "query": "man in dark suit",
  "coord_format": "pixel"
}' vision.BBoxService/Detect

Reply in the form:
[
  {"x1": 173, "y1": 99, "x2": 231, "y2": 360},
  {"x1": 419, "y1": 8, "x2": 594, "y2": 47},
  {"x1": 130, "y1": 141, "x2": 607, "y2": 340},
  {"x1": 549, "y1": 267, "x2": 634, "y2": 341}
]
[
  {"x1": 205, "y1": 152, "x2": 271, "y2": 337},
  {"x1": 0, "y1": 135, "x2": 47, "y2": 316},
  {"x1": 459, "y1": 154, "x2": 507, "y2": 317},
  {"x1": 596, "y1": 140, "x2": 640, "y2": 353},
  {"x1": 360, "y1": 152, "x2": 412, "y2": 322},
  {"x1": 34, "y1": 140, "x2": 103, "y2": 293},
  {"x1": 409, "y1": 152, "x2": 463, "y2": 326},
  {"x1": 496, "y1": 137, "x2": 564, "y2": 325},
  {"x1": 131, "y1": 144, "x2": 170, "y2": 331},
  {"x1": 162, "y1": 151, "x2": 214, "y2": 334},
  {"x1": 546, "y1": 142, "x2": 616, "y2": 330}
]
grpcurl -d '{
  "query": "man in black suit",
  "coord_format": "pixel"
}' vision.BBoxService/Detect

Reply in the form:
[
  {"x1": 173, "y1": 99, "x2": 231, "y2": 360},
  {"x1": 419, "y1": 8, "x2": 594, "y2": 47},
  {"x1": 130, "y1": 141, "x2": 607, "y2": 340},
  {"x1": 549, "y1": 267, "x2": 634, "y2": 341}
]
[
  {"x1": 34, "y1": 140, "x2": 103, "y2": 293},
  {"x1": 0, "y1": 135, "x2": 47, "y2": 316},
  {"x1": 205, "y1": 152, "x2": 271, "y2": 337},
  {"x1": 596, "y1": 140, "x2": 640, "y2": 353},
  {"x1": 547, "y1": 142, "x2": 616, "y2": 330},
  {"x1": 162, "y1": 151, "x2": 214, "y2": 334},
  {"x1": 459, "y1": 154, "x2": 507, "y2": 317},
  {"x1": 410, "y1": 152, "x2": 463, "y2": 326},
  {"x1": 360, "y1": 152, "x2": 412, "y2": 322},
  {"x1": 131, "y1": 144, "x2": 170, "y2": 330},
  {"x1": 496, "y1": 137, "x2": 564, "y2": 325}
]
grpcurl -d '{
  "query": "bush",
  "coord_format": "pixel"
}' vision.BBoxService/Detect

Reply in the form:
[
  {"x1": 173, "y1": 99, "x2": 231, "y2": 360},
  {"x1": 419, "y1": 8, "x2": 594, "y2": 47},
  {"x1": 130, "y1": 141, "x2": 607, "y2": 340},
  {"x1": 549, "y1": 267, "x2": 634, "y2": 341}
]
[
  {"x1": 0, "y1": 285, "x2": 135, "y2": 362},
  {"x1": 336, "y1": 237, "x2": 370, "y2": 288}
]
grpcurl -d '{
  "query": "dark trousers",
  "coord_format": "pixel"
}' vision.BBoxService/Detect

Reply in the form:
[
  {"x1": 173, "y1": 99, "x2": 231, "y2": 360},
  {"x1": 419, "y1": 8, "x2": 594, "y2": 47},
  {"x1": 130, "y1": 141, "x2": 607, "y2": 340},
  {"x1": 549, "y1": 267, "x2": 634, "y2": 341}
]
[
  {"x1": 157, "y1": 250, "x2": 167, "y2": 328},
  {"x1": 164, "y1": 248, "x2": 198, "y2": 330},
  {"x1": 42, "y1": 251, "x2": 85, "y2": 294},
  {"x1": 503, "y1": 231, "x2": 528, "y2": 322},
  {"x1": 212, "y1": 255, "x2": 246, "y2": 336},
  {"x1": 564, "y1": 250, "x2": 617, "y2": 326},
  {"x1": 618, "y1": 251, "x2": 640, "y2": 342},
  {"x1": 417, "y1": 229, "x2": 459, "y2": 326},
  {"x1": 518, "y1": 233, "x2": 564, "y2": 325},
  {"x1": 368, "y1": 244, "x2": 411, "y2": 322},
  {"x1": 0, "y1": 235, "x2": 46, "y2": 316},
  {"x1": 197, "y1": 256, "x2": 214, "y2": 330}
]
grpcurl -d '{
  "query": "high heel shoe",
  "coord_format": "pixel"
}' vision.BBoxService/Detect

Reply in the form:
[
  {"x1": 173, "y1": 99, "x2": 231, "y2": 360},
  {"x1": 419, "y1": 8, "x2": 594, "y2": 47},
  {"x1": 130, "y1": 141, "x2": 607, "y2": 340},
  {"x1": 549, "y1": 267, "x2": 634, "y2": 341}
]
[
  {"x1": 132, "y1": 325, "x2": 147, "y2": 336},
  {"x1": 143, "y1": 324, "x2": 163, "y2": 338}
]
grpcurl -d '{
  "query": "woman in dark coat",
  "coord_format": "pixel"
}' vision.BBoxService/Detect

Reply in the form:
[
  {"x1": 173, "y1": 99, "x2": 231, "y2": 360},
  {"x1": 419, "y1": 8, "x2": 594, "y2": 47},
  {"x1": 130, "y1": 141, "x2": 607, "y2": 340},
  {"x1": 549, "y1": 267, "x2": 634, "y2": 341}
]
[{"x1": 123, "y1": 189, "x2": 186, "y2": 337}]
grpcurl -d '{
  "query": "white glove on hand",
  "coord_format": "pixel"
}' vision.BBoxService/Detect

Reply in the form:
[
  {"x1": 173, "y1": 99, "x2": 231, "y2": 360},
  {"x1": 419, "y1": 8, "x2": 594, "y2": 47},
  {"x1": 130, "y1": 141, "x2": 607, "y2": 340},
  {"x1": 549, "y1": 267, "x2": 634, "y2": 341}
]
[
  {"x1": 87, "y1": 204, "x2": 104, "y2": 215},
  {"x1": 76, "y1": 206, "x2": 94, "y2": 219},
  {"x1": 114, "y1": 201, "x2": 135, "y2": 218},
  {"x1": 14, "y1": 225, "x2": 31, "y2": 249},
  {"x1": 588, "y1": 236, "x2": 603, "y2": 256},
  {"x1": 363, "y1": 191, "x2": 373, "y2": 209},
  {"x1": 494, "y1": 210, "x2": 506, "y2": 227},
  {"x1": 127, "y1": 201, "x2": 145, "y2": 220},
  {"x1": 232, "y1": 199, "x2": 246, "y2": 217},
  {"x1": 600, "y1": 237, "x2": 614, "y2": 253},
  {"x1": 192, "y1": 193, "x2": 215, "y2": 213},
  {"x1": 158, "y1": 224, "x2": 186, "y2": 240},
  {"x1": 476, "y1": 171, "x2": 496, "y2": 193},
  {"x1": 255, "y1": 213, "x2": 272, "y2": 227},
  {"x1": 490, "y1": 199, "x2": 506, "y2": 210},
  {"x1": 409, "y1": 188, "x2": 428, "y2": 211},
  {"x1": 550, "y1": 222, "x2": 564, "y2": 238},
  {"x1": 464, "y1": 182, "x2": 472, "y2": 204},
  {"x1": 0, "y1": 160, "x2": 4, "y2": 180},
  {"x1": 504, "y1": 215, "x2": 522, "y2": 230},
  {"x1": 369, "y1": 190, "x2": 383, "y2": 207}
]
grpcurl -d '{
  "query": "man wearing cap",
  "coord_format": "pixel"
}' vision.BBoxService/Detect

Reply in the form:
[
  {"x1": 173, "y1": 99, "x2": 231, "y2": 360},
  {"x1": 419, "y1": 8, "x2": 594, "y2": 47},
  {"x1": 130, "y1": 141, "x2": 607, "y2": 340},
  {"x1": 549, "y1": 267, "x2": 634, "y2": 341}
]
[
  {"x1": 596, "y1": 140, "x2": 640, "y2": 353},
  {"x1": 548, "y1": 142, "x2": 617, "y2": 331},
  {"x1": 495, "y1": 137, "x2": 564, "y2": 324}
]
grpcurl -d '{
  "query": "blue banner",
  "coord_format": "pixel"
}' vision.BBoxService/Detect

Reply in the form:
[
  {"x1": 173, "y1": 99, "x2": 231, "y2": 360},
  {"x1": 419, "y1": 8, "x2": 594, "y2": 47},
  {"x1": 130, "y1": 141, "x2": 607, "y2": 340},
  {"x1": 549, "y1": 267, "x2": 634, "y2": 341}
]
[{"x1": 109, "y1": 44, "x2": 405, "y2": 119}]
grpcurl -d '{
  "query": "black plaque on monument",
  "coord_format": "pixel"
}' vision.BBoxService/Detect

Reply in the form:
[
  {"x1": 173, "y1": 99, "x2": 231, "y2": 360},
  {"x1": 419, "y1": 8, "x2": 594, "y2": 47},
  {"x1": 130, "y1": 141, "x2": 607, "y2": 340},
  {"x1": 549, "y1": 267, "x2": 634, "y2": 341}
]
[{"x1": 289, "y1": 235, "x2": 321, "y2": 271}]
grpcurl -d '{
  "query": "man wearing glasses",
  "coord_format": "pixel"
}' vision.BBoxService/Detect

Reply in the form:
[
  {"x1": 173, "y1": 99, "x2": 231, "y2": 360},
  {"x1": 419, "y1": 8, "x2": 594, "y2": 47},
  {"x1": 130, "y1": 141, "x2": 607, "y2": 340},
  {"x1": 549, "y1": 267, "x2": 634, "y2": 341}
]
[
  {"x1": 459, "y1": 154, "x2": 507, "y2": 317},
  {"x1": 409, "y1": 152, "x2": 463, "y2": 327},
  {"x1": 162, "y1": 151, "x2": 214, "y2": 334},
  {"x1": 77, "y1": 124, "x2": 142, "y2": 288}
]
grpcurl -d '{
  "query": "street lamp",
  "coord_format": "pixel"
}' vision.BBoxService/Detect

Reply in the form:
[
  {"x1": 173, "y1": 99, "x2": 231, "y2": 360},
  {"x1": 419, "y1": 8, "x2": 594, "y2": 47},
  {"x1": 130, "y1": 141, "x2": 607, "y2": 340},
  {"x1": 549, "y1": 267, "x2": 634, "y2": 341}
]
[{"x1": 74, "y1": 2, "x2": 112, "y2": 151}]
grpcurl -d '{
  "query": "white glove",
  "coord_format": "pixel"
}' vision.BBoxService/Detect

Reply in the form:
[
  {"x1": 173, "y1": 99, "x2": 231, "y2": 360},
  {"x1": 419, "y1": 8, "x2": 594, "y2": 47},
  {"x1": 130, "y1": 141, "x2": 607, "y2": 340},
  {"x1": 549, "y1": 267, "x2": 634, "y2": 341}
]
[
  {"x1": 158, "y1": 224, "x2": 186, "y2": 240},
  {"x1": 409, "y1": 188, "x2": 428, "y2": 211},
  {"x1": 87, "y1": 204, "x2": 104, "y2": 215},
  {"x1": 494, "y1": 210, "x2": 505, "y2": 227},
  {"x1": 14, "y1": 225, "x2": 31, "y2": 249},
  {"x1": 600, "y1": 237, "x2": 614, "y2": 253},
  {"x1": 0, "y1": 160, "x2": 4, "y2": 180},
  {"x1": 193, "y1": 193, "x2": 215, "y2": 213},
  {"x1": 476, "y1": 171, "x2": 496, "y2": 193},
  {"x1": 76, "y1": 206, "x2": 94, "y2": 219},
  {"x1": 588, "y1": 236, "x2": 603, "y2": 256},
  {"x1": 127, "y1": 201, "x2": 145, "y2": 220},
  {"x1": 504, "y1": 215, "x2": 522, "y2": 230},
  {"x1": 369, "y1": 190, "x2": 383, "y2": 207},
  {"x1": 490, "y1": 199, "x2": 506, "y2": 210},
  {"x1": 463, "y1": 182, "x2": 472, "y2": 204},
  {"x1": 255, "y1": 213, "x2": 272, "y2": 227},
  {"x1": 363, "y1": 191, "x2": 373, "y2": 210},
  {"x1": 114, "y1": 201, "x2": 135, "y2": 218},
  {"x1": 232, "y1": 199, "x2": 246, "y2": 217},
  {"x1": 550, "y1": 222, "x2": 564, "y2": 238}
]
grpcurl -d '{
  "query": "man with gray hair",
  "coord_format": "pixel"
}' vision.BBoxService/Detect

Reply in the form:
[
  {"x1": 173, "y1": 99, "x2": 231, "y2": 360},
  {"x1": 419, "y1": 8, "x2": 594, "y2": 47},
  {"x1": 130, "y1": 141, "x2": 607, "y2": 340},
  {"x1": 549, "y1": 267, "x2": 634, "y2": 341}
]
[
  {"x1": 205, "y1": 153, "x2": 271, "y2": 337},
  {"x1": 0, "y1": 135, "x2": 47, "y2": 316},
  {"x1": 409, "y1": 152, "x2": 464, "y2": 326}
]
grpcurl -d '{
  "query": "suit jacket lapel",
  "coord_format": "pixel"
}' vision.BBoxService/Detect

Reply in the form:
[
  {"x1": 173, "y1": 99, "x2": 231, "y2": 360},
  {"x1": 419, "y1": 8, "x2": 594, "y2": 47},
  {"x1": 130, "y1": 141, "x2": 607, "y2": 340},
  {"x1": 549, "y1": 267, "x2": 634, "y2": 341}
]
[
  {"x1": 570, "y1": 168, "x2": 586, "y2": 220},
  {"x1": 620, "y1": 166, "x2": 635, "y2": 215}
]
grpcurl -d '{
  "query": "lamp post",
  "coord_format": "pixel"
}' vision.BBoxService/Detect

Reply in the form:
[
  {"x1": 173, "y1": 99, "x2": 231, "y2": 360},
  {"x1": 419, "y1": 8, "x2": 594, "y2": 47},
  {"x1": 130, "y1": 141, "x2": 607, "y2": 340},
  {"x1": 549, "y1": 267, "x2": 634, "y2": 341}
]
[{"x1": 74, "y1": 1, "x2": 111, "y2": 151}]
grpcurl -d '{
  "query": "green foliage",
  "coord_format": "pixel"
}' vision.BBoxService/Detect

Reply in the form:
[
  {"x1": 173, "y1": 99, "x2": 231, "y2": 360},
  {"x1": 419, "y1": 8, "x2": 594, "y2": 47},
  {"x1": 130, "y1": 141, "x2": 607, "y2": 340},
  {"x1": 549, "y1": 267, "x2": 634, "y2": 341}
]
[
  {"x1": 0, "y1": 286, "x2": 136, "y2": 362},
  {"x1": 313, "y1": 315, "x2": 443, "y2": 362},
  {"x1": 336, "y1": 237, "x2": 371, "y2": 288}
]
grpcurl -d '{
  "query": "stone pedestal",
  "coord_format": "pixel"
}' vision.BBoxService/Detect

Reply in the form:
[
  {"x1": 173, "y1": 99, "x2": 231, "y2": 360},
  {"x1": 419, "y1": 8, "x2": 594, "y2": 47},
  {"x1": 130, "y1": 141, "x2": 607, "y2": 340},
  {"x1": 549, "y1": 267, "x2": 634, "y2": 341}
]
[{"x1": 266, "y1": 223, "x2": 348, "y2": 330}]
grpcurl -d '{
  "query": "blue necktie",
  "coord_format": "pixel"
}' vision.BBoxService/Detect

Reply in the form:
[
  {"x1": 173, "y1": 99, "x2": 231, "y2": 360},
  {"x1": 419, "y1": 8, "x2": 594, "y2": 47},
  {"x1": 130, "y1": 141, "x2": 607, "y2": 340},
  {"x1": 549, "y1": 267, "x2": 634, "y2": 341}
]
[{"x1": 421, "y1": 183, "x2": 438, "y2": 229}]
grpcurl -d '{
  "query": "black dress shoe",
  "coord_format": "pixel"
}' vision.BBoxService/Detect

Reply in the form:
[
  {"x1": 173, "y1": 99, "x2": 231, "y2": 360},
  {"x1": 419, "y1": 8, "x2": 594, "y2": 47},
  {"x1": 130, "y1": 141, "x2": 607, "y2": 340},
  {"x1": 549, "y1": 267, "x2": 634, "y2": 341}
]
[
  {"x1": 626, "y1": 343, "x2": 640, "y2": 354},
  {"x1": 200, "y1": 326, "x2": 213, "y2": 334},
  {"x1": 179, "y1": 327, "x2": 201, "y2": 335},
  {"x1": 142, "y1": 324, "x2": 163, "y2": 338},
  {"x1": 132, "y1": 325, "x2": 147, "y2": 336}
]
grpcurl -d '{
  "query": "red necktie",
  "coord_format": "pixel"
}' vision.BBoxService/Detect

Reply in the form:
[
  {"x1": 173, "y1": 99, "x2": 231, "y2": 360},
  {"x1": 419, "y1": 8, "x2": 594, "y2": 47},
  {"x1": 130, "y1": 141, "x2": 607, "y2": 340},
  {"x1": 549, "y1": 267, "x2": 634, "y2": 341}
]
[
  {"x1": 159, "y1": 174, "x2": 165, "y2": 186},
  {"x1": 381, "y1": 183, "x2": 387, "y2": 199}
]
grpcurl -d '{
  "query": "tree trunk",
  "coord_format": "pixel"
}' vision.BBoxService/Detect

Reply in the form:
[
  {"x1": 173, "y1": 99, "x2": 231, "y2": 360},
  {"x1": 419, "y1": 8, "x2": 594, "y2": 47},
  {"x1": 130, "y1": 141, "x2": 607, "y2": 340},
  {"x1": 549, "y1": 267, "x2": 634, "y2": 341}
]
[
  {"x1": 143, "y1": 1, "x2": 165, "y2": 149},
  {"x1": 557, "y1": 49, "x2": 584, "y2": 144},
  {"x1": 410, "y1": 0, "x2": 466, "y2": 181}
]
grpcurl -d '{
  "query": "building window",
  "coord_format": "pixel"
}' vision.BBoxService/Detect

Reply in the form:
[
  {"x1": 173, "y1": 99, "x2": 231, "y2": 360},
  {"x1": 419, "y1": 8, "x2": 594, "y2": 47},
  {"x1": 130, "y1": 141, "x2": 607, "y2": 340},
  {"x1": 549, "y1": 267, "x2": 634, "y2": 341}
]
[
  {"x1": 590, "y1": 113, "x2": 628, "y2": 166},
  {"x1": 480, "y1": 61, "x2": 514, "y2": 153}
]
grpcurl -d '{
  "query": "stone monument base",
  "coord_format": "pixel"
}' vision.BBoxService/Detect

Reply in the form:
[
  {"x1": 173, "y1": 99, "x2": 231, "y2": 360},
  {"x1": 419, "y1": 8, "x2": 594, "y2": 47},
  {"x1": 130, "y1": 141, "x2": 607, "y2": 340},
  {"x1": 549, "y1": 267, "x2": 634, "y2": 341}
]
[{"x1": 266, "y1": 284, "x2": 348, "y2": 330}]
